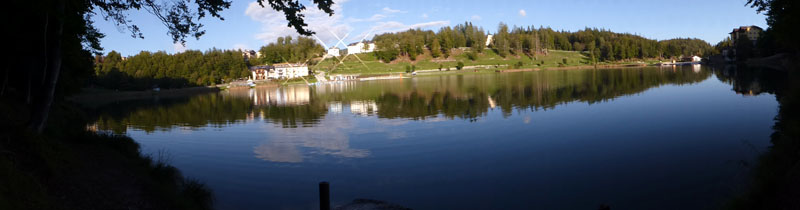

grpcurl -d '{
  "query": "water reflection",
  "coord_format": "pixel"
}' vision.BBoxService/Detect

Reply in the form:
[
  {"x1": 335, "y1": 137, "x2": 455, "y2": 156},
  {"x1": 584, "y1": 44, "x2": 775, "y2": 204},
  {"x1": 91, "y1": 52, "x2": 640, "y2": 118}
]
[
  {"x1": 83, "y1": 65, "x2": 786, "y2": 209},
  {"x1": 253, "y1": 116, "x2": 370, "y2": 163},
  {"x1": 713, "y1": 65, "x2": 784, "y2": 96},
  {"x1": 90, "y1": 66, "x2": 713, "y2": 133},
  {"x1": 249, "y1": 85, "x2": 311, "y2": 106}
]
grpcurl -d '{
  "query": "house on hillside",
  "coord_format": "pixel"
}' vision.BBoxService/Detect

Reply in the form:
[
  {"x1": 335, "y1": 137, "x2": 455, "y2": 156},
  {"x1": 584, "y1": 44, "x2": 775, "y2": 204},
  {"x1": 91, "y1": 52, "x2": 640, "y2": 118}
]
[
  {"x1": 272, "y1": 63, "x2": 309, "y2": 79},
  {"x1": 730, "y1": 25, "x2": 763, "y2": 45},
  {"x1": 250, "y1": 63, "x2": 309, "y2": 80},
  {"x1": 485, "y1": 34, "x2": 493, "y2": 47},
  {"x1": 242, "y1": 50, "x2": 258, "y2": 60},
  {"x1": 346, "y1": 41, "x2": 376, "y2": 55},
  {"x1": 326, "y1": 47, "x2": 340, "y2": 58}
]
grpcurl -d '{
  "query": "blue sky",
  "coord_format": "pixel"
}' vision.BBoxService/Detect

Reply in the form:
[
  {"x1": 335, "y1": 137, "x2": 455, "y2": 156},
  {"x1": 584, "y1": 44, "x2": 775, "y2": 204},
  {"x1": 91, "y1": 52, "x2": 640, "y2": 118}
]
[{"x1": 93, "y1": 0, "x2": 767, "y2": 56}]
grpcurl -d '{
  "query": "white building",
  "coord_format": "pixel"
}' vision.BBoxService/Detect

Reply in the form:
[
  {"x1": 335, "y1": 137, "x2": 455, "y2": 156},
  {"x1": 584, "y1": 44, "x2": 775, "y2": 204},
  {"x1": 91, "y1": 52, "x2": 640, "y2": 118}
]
[
  {"x1": 326, "y1": 47, "x2": 340, "y2": 57},
  {"x1": 691, "y1": 56, "x2": 702, "y2": 62},
  {"x1": 250, "y1": 65, "x2": 273, "y2": 80},
  {"x1": 346, "y1": 42, "x2": 376, "y2": 55},
  {"x1": 485, "y1": 34, "x2": 493, "y2": 47},
  {"x1": 250, "y1": 63, "x2": 309, "y2": 80},
  {"x1": 272, "y1": 63, "x2": 309, "y2": 79}
]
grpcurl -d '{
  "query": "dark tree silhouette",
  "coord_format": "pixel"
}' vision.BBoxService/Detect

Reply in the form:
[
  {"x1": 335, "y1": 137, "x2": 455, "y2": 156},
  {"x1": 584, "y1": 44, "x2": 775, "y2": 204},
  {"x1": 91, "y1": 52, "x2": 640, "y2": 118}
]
[
  {"x1": 5, "y1": 0, "x2": 335, "y2": 133},
  {"x1": 747, "y1": 0, "x2": 800, "y2": 51}
]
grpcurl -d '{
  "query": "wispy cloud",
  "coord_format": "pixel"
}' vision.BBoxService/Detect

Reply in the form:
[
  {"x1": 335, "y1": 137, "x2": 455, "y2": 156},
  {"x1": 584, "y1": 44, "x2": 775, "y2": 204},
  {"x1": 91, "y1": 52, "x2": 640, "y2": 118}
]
[
  {"x1": 421, "y1": 13, "x2": 429, "y2": 19},
  {"x1": 349, "y1": 14, "x2": 387, "y2": 22},
  {"x1": 245, "y1": 1, "x2": 448, "y2": 46},
  {"x1": 245, "y1": 1, "x2": 351, "y2": 45},
  {"x1": 471, "y1": 15, "x2": 482, "y2": 21},
  {"x1": 518, "y1": 9, "x2": 527, "y2": 17},
  {"x1": 372, "y1": 21, "x2": 450, "y2": 34},
  {"x1": 382, "y1": 7, "x2": 405, "y2": 13}
]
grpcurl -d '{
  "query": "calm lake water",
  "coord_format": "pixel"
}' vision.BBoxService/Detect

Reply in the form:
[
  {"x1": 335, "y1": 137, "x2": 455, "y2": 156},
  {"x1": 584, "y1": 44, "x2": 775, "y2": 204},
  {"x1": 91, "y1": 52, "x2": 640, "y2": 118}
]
[{"x1": 92, "y1": 66, "x2": 781, "y2": 210}]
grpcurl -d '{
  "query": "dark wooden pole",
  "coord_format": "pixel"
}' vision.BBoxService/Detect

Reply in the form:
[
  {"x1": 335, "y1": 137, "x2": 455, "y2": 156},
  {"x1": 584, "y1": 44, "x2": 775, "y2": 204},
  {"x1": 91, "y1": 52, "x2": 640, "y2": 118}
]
[{"x1": 319, "y1": 182, "x2": 330, "y2": 210}]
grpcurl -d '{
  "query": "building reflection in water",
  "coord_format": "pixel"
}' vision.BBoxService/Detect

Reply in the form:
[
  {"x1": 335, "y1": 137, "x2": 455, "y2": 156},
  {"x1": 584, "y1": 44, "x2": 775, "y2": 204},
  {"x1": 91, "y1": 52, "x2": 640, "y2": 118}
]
[
  {"x1": 349, "y1": 100, "x2": 378, "y2": 116},
  {"x1": 249, "y1": 85, "x2": 311, "y2": 106},
  {"x1": 692, "y1": 64, "x2": 701, "y2": 73},
  {"x1": 329, "y1": 102, "x2": 342, "y2": 114}
]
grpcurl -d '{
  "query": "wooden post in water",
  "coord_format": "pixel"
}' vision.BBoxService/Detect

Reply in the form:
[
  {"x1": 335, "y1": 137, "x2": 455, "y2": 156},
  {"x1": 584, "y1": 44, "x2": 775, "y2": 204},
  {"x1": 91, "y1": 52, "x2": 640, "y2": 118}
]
[{"x1": 319, "y1": 182, "x2": 330, "y2": 210}]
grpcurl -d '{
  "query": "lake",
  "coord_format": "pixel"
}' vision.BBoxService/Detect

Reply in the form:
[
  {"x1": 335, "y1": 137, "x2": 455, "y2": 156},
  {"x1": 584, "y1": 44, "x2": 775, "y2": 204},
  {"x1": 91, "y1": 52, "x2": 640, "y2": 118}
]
[{"x1": 90, "y1": 66, "x2": 781, "y2": 209}]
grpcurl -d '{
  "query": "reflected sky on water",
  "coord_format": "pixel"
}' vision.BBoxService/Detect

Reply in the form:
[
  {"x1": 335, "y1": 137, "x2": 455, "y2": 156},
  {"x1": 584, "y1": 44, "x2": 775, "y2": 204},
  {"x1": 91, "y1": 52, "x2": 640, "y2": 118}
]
[{"x1": 90, "y1": 66, "x2": 781, "y2": 209}]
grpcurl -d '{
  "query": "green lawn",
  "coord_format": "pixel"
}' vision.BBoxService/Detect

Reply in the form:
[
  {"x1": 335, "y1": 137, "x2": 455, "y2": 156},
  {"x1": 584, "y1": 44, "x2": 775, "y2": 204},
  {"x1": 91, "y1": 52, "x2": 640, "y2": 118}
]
[{"x1": 310, "y1": 49, "x2": 594, "y2": 75}]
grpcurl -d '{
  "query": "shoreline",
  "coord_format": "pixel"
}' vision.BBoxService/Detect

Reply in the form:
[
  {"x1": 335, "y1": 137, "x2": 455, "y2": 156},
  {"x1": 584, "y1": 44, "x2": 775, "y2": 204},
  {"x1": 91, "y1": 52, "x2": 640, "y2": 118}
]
[
  {"x1": 69, "y1": 86, "x2": 220, "y2": 108},
  {"x1": 70, "y1": 62, "x2": 666, "y2": 102},
  {"x1": 369, "y1": 63, "x2": 653, "y2": 77}
]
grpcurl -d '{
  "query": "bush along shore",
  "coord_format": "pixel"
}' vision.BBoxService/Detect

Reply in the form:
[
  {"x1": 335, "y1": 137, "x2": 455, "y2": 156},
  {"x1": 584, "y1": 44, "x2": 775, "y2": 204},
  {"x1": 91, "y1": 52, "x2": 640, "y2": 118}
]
[{"x1": 0, "y1": 99, "x2": 213, "y2": 210}]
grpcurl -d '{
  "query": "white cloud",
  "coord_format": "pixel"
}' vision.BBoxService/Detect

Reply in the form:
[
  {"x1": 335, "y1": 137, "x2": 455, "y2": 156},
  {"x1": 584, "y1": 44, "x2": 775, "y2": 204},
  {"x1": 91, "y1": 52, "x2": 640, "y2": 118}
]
[
  {"x1": 349, "y1": 14, "x2": 387, "y2": 22},
  {"x1": 173, "y1": 43, "x2": 186, "y2": 53},
  {"x1": 245, "y1": 1, "x2": 448, "y2": 47},
  {"x1": 245, "y1": 2, "x2": 351, "y2": 45},
  {"x1": 369, "y1": 20, "x2": 449, "y2": 34},
  {"x1": 421, "y1": 13, "x2": 429, "y2": 19},
  {"x1": 518, "y1": 9, "x2": 527, "y2": 17},
  {"x1": 471, "y1": 15, "x2": 482, "y2": 21},
  {"x1": 382, "y1": 7, "x2": 405, "y2": 13}
]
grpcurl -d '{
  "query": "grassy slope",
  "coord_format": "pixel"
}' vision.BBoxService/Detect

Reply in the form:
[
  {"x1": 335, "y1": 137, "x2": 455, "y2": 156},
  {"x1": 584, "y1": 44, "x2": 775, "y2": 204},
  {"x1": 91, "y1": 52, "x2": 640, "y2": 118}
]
[{"x1": 311, "y1": 49, "x2": 661, "y2": 75}]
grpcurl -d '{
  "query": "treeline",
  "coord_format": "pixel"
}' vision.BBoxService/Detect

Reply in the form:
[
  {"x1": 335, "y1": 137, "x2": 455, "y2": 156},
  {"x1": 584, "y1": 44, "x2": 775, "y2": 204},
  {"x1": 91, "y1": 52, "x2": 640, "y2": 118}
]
[
  {"x1": 93, "y1": 49, "x2": 249, "y2": 90},
  {"x1": 257, "y1": 36, "x2": 324, "y2": 64},
  {"x1": 373, "y1": 22, "x2": 487, "y2": 61},
  {"x1": 492, "y1": 25, "x2": 714, "y2": 60},
  {"x1": 370, "y1": 22, "x2": 713, "y2": 62}
]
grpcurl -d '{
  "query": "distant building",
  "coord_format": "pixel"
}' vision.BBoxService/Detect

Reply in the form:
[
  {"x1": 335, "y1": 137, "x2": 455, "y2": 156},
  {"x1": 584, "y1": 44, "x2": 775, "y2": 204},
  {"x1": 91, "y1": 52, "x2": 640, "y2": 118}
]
[
  {"x1": 326, "y1": 47, "x2": 340, "y2": 58},
  {"x1": 250, "y1": 65, "x2": 274, "y2": 80},
  {"x1": 272, "y1": 63, "x2": 309, "y2": 79},
  {"x1": 250, "y1": 63, "x2": 309, "y2": 80},
  {"x1": 242, "y1": 50, "x2": 258, "y2": 60},
  {"x1": 680, "y1": 55, "x2": 702, "y2": 62},
  {"x1": 485, "y1": 34, "x2": 493, "y2": 47},
  {"x1": 730, "y1": 26, "x2": 763, "y2": 45},
  {"x1": 346, "y1": 42, "x2": 376, "y2": 55}
]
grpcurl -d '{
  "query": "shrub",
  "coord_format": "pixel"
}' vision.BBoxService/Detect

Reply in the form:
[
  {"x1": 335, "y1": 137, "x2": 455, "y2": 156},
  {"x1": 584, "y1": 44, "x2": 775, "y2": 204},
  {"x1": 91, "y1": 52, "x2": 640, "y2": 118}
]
[
  {"x1": 456, "y1": 62, "x2": 464, "y2": 70},
  {"x1": 514, "y1": 61, "x2": 523, "y2": 69},
  {"x1": 405, "y1": 65, "x2": 411, "y2": 73},
  {"x1": 466, "y1": 51, "x2": 478, "y2": 61},
  {"x1": 562, "y1": 58, "x2": 568, "y2": 64},
  {"x1": 438, "y1": 64, "x2": 443, "y2": 71},
  {"x1": 375, "y1": 50, "x2": 399, "y2": 62}
]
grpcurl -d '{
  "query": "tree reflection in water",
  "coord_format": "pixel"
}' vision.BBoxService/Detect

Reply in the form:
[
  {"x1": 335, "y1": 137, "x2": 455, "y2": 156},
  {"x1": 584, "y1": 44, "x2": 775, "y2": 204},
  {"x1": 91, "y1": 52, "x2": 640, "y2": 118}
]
[{"x1": 87, "y1": 66, "x2": 713, "y2": 162}]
